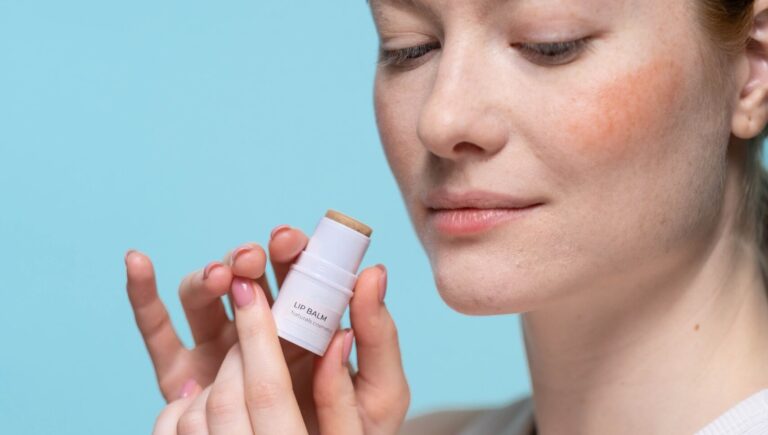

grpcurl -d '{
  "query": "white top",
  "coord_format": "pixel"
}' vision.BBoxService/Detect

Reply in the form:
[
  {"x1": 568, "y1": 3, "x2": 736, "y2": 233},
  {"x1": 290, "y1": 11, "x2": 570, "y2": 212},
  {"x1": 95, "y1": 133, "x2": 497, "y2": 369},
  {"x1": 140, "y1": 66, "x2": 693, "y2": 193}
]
[
  {"x1": 455, "y1": 388, "x2": 768, "y2": 435},
  {"x1": 696, "y1": 388, "x2": 768, "y2": 435}
]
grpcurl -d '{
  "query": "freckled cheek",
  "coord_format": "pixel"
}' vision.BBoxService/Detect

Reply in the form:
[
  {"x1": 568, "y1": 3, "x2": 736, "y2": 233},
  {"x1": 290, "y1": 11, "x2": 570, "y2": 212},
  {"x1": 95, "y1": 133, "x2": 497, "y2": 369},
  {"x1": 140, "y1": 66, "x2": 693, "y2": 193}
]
[
  {"x1": 374, "y1": 80, "x2": 422, "y2": 192},
  {"x1": 559, "y1": 59, "x2": 685, "y2": 162}
]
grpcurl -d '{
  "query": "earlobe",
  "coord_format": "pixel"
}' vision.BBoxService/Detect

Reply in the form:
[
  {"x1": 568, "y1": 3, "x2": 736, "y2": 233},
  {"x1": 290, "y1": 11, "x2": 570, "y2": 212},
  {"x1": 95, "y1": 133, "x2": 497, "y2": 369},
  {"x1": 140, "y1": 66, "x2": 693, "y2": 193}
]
[
  {"x1": 733, "y1": 86, "x2": 768, "y2": 139},
  {"x1": 732, "y1": 5, "x2": 768, "y2": 139}
]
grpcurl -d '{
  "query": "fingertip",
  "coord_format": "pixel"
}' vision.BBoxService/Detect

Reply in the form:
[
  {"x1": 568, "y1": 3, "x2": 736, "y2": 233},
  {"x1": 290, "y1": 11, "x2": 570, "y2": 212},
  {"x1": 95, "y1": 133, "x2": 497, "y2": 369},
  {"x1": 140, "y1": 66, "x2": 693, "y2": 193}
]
[
  {"x1": 312, "y1": 328, "x2": 359, "y2": 419},
  {"x1": 125, "y1": 251, "x2": 155, "y2": 283},
  {"x1": 229, "y1": 243, "x2": 268, "y2": 279},
  {"x1": 177, "y1": 378, "x2": 201, "y2": 400},
  {"x1": 349, "y1": 265, "x2": 399, "y2": 351},
  {"x1": 124, "y1": 248, "x2": 137, "y2": 263},
  {"x1": 125, "y1": 248, "x2": 149, "y2": 267},
  {"x1": 342, "y1": 328, "x2": 355, "y2": 367},
  {"x1": 350, "y1": 266, "x2": 382, "y2": 310},
  {"x1": 201, "y1": 262, "x2": 232, "y2": 293},
  {"x1": 314, "y1": 328, "x2": 351, "y2": 380},
  {"x1": 269, "y1": 224, "x2": 292, "y2": 240},
  {"x1": 202, "y1": 261, "x2": 224, "y2": 281},
  {"x1": 375, "y1": 264, "x2": 387, "y2": 303},
  {"x1": 268, "y1": 229, "x2": 308, "y2": 262}
]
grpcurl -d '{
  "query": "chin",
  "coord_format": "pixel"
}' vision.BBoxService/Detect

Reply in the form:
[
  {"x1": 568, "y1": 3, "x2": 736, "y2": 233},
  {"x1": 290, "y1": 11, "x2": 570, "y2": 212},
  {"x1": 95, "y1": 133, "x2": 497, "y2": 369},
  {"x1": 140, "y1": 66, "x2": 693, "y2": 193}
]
[{"x1": 430, "y1": 253, "x2": 539, "y2": 315}]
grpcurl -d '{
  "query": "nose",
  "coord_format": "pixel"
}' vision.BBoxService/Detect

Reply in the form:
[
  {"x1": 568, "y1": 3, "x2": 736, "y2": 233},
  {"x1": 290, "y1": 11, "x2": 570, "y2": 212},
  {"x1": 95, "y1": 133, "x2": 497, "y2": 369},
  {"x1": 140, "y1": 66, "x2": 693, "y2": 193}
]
[{"x1": 416, "y1": 41, "x2": 509, "y2": 160}]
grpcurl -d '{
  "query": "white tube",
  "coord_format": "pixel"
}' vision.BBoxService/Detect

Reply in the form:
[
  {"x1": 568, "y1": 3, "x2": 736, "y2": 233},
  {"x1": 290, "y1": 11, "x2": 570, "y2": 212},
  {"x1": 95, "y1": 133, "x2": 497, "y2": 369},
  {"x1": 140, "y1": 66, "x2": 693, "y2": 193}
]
[{"x1": 271, "y1": 209, "x2": 372, "y2": 355}]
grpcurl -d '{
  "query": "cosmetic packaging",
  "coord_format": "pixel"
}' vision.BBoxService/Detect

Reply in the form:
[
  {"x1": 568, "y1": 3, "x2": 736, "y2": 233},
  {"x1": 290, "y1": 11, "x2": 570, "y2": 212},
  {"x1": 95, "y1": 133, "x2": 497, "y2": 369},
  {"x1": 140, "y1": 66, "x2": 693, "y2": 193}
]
[{"x1": 272, "y1": 209, "x2": 372, "y2": 356}]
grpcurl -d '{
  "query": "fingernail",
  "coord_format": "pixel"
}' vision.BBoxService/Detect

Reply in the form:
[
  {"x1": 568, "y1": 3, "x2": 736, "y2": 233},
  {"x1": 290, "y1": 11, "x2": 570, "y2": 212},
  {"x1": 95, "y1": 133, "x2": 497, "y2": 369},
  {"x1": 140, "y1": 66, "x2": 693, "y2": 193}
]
[
  {"x1": 231, "y1": 245, "x2": 252, "y2": 265},
  {"x1": 178, "y1": 378, "x2": 199, "y2": 399},
  {"x1": 342, "y1": 329, "x2": 355, "y2": 366},
  {"x1": 270, "y1": 224, "x2": 291, "y2": 241},
  {"x1": 376, "y1": 264, "x2": 387, "y2": 303},
  {"x1": 231, "y1": 277, "x2": 255, "y2": 308},
  {"x1": 124, "y1": 249, "x2": 136, "y2": 263},
  {"x1": 203, "y1": 261, "x2": 222, "y2": 280}
]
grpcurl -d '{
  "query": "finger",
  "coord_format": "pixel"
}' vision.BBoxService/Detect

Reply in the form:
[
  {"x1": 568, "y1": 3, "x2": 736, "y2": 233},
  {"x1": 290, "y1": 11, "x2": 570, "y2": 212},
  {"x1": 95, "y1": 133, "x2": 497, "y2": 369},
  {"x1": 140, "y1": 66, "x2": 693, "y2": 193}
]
[
  {"x1": 222, "y1": 242, "x2": 273, "y2": 305},
  {"x1": 125, "y1": 250, "x2": 185, "y2": 380},
  {"x1": 266, "y1": 224, "x2": 309, "y2": 290},
  {"x1": 178, "y1": 261, "x2": 234, "y2": 344},
  {"x1": 152, "y1": 380, "x2": 203, "y2": 435},
  {"x1": 348, "y1": 265, "x2": 410, "y2": 428},
  {"x1": 205, "y1": 344, "x2": 253, "y2": 435},
  {"x1": 313, "y1": 328, "x2": 363, "y2": 435},
  {"x1": 230, "y1": 277, "x2": 307, "y2": 434},
  {"x1": 264, "y1": 226, "x2": 316, "y2": 362},
  {"x1": 177, "y1": 385, "x2": 212, "y2": 435}
]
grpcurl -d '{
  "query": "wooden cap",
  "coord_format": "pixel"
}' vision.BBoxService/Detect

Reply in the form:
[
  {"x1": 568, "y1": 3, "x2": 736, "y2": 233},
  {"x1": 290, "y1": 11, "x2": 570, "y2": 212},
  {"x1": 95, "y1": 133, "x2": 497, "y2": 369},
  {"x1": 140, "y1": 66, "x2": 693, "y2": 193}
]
[{"x1": 325, "y1": 209, "x2": 373, "y2": 237}]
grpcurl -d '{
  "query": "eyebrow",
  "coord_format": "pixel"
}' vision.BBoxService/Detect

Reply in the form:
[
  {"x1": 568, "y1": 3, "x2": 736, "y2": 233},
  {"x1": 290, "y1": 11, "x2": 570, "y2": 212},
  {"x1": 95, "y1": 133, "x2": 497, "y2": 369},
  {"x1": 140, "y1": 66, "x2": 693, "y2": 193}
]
[
  {"x1": 368, "y1": 0, "x2": 438, "y2": 23},
  {"x1": 368, "y1": 0, "x2": 508, "y2": 18},
  {"x1": 368, "y1": 0, "x2": 419, "y2": 9}
]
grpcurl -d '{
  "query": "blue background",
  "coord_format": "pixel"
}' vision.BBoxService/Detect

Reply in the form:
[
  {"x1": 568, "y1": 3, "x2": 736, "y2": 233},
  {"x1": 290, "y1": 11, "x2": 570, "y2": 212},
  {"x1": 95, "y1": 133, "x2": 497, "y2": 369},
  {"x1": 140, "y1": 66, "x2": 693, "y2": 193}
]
[{"x1": 0, "y1": 1, "x2": 529, "y2": 433}]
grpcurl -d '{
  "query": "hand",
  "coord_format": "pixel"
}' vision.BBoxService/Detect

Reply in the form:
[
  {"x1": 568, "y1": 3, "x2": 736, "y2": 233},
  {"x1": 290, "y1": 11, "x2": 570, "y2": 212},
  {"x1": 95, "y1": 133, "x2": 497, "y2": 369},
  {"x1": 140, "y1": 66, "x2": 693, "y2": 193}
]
[
  {"x1": 151, "y1": 264, "x2": 409, "y2": 434},
  {"x1": 124, "y1": 225, "x2": 409, "y2": 433}
]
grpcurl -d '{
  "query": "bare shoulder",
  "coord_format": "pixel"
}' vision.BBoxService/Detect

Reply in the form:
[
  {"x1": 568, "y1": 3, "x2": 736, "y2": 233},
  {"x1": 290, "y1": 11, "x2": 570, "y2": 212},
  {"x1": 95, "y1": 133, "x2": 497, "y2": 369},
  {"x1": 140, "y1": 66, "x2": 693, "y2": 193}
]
[
  {"x1": 398, "y1": 395, "x2": 535, "y2": 435},
  {"x1": 398, "y1": 408, "x2": 487, "y2": 435}
]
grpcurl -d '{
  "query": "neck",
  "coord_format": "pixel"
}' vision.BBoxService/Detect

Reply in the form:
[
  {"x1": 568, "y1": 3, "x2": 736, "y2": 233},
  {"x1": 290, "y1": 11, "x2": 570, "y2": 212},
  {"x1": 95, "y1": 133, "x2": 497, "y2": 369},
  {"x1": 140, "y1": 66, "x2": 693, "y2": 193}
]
[{"x1": 521, "y1": 163, "x2": 768, "y2": 434}]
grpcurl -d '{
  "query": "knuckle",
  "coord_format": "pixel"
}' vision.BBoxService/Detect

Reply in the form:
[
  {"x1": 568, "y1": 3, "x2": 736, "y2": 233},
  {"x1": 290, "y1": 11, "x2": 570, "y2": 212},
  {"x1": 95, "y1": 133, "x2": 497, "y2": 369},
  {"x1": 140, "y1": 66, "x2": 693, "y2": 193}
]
[
  {"x1": 176, "y1": 410, "x2": 206, "y2": 435},
  {"x1": 236, "y1": 321, "x2": 262, "y2": 341},
  {"x1": 363, "y1": 382, "x2": 410, "y2": 423},
  {"x1": 312, "y1": 381, "x2": 334, "y2": 408},
  {"x1": 385, "y1": 320, "x2": 400, "y2": 342},
  {"x1": 313, "y1": 385, "x2": 356, "y2": 411},
  {"x1": 158, "y1": 377, "x2": 176, "y2": 401},
  {"x1": 205, "y1": 385, "x2": 241, "y2": 422},
  {"x1": 399, "y1": 382, "x2": 412, "y2": 415},
  {"x1": 244, "y1": 379, "x2": 285, "y2": 410},
  {"x1": 364, "y1": 316, "x2": 399, "y2": 345},
  {"x1": 178, "y1": 273, "x2": 194, "y2": 296}
]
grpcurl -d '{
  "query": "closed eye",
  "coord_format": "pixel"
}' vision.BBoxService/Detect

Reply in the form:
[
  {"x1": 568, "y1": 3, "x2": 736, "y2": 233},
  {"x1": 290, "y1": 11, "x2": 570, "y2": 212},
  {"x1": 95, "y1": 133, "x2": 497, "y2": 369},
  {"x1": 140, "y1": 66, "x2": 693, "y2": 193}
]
[
  {"x1": 512, "y1": 37, "x2": 592, "y2": 66},
  {"x1": 377, "y1": 42, "x2": 440, "y2": 69}
]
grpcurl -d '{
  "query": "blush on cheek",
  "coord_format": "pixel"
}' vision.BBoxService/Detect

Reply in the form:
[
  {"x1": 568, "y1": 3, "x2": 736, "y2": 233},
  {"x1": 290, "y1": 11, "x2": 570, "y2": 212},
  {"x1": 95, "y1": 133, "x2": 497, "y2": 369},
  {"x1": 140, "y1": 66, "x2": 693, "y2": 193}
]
[{"x1": 562, "y1": 56, "x2": 686, "y2": 160}]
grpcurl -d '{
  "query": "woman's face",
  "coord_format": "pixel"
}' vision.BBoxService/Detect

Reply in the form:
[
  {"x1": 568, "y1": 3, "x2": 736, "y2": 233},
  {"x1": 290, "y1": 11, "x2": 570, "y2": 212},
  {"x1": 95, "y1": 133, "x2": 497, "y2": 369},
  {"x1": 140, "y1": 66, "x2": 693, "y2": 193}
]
[{"x1": 371, "y1": 0, "x2": 740, "y2": 314}]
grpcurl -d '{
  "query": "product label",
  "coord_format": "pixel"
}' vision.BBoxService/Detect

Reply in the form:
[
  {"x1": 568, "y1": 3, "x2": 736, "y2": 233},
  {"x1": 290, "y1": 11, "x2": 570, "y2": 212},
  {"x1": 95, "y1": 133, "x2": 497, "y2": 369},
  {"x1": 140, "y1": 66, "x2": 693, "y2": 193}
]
[
  {"x1": 281, "y1": 294, "x2": 343, "y2": 339},
  {"x1": 288, "y1": 301, "x2": 333, "y2": 334}
]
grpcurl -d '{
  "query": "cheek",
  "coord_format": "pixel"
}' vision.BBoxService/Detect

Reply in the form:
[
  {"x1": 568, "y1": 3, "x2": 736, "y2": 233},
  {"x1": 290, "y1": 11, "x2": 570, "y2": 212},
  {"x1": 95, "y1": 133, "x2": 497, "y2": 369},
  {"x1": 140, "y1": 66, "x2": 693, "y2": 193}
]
[
  {"x1": 562, "y1": 56, "x2": 687, "y2": 161},
  {"x1": 374, "y1": 75, "x2": 424, "y2": 186}
]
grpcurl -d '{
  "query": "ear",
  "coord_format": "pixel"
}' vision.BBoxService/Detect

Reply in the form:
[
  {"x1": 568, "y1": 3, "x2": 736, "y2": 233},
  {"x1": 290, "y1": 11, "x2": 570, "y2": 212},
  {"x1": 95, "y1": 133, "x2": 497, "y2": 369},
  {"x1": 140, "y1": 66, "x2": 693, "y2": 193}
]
[{"x1": 732, "y1": 0, "x2": 768, "y2": 139}]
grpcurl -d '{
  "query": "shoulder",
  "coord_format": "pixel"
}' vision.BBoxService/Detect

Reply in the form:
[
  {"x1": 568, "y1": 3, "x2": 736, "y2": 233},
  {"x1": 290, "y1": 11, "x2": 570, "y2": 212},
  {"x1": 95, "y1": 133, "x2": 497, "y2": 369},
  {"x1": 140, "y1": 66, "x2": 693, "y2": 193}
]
[{"x1": 398, "y1": 395, "x2": 535, "y2": 435}]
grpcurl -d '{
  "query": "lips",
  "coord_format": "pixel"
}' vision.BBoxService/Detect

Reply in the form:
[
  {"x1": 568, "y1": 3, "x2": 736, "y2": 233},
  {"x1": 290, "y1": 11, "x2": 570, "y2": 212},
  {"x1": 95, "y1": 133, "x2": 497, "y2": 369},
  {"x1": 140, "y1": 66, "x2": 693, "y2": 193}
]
[
  {"x1": 422, "y1": 188, "x2": 544, "y2": 236},
  {"x1": 423, "y1": 188, "x2": 544, "y2": 210}
]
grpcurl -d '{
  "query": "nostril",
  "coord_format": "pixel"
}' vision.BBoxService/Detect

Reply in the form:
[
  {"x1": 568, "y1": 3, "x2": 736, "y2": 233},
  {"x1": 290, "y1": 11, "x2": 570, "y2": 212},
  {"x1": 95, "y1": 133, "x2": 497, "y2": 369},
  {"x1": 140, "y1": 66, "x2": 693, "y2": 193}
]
[{"x1": 453, "y1": 142, "x2": 485, "y2": 154}]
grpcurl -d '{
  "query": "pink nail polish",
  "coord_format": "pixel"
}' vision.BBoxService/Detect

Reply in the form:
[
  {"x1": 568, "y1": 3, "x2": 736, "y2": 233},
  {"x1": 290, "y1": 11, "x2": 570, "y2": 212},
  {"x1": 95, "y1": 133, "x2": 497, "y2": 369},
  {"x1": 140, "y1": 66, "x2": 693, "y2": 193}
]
[
  {"x1": 270, "y1": 224, "x2": 291, "y2": 240},
  {"x1": 203, "y1": 261, "x2": 222, "y2": 280},
  {"x1": 377, "y1": 264, "x2": 387, "y2": 303},
  {"x1": 231, "y1": 277, "x2": 255, "y2": 308},
  {"x1": 231, "y1": 246, "x2": 252, "y2": 265},
  {"x1": 178, "y1": 378, "x2": 199, "y2": 399},
  {"x1": 342, "y1": 329, "x2": 355, "y2": 365}
]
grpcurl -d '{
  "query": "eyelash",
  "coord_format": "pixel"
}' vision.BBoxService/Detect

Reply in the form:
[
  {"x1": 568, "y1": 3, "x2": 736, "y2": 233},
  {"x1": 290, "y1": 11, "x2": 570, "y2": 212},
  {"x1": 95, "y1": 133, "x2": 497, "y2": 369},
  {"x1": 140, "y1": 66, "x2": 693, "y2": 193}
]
[
  {"x1": 377, "y1": 42, "x2": 441, "y2": 68},
  {"x1": 377, "y1": 37, "x2": 591, "y2": 68},
  {"x1": 513, "y1": 37, "x2": 592, "y2": 64}
]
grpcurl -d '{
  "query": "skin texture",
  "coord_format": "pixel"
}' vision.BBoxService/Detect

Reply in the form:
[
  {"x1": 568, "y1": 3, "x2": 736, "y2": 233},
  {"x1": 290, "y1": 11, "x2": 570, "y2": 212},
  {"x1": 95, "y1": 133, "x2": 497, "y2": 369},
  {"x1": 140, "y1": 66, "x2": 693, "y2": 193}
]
[{"x1": 371, "y1": 0, "x2": 768, "y2": 433}]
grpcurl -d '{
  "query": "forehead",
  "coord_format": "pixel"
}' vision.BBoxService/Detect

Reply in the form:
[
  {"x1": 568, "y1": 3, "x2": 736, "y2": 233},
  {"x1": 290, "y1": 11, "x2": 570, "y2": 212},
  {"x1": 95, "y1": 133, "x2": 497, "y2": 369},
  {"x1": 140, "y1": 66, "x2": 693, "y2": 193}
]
[
  {"x1": 367, "y1": 0, "x2": 627, "y2": 20},
  {"x1": 367, "y1": 0, "x2": 680, "y2": 31},
  {"x1": 369, "y1": 0, "x2": 507, "y2": 15}
]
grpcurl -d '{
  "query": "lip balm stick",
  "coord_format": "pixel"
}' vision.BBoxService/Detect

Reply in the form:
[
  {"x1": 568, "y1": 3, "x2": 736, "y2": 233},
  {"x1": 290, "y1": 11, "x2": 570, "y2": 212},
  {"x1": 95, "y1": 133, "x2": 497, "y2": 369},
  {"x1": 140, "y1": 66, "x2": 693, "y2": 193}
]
[{"x1": 271, "y1": 209, "x2": 373, "y2": 356}]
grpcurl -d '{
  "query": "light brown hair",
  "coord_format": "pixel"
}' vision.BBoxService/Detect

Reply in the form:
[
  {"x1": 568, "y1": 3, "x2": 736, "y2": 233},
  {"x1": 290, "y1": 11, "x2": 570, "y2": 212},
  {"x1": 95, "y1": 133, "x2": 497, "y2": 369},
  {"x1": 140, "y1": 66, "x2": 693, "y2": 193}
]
[{"x1": 696, "y1": 0, "x2": 768, "y2": 285}]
